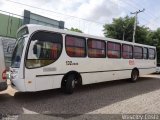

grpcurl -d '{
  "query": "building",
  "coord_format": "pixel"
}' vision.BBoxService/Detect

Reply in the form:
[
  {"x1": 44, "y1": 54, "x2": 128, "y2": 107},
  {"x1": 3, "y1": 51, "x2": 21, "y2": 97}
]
[{"x1": 23, "y1": 10, "x2": 64, "y2": 29}]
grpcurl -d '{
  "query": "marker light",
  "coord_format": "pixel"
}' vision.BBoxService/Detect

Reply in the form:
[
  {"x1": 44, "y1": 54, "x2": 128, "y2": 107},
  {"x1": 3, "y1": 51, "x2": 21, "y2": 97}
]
[{"x1": 2, "y1": 69, "x2": 7, "y2": 81}]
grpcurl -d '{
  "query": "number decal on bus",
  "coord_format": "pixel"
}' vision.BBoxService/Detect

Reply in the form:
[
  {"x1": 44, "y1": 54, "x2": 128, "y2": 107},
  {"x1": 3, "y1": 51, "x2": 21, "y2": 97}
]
[{"x1": 66, "y1": 61, "x2": 78, "y2": 65}]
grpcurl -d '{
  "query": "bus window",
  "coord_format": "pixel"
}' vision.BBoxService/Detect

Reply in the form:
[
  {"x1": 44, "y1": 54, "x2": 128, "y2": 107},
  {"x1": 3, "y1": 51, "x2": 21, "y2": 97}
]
[
  {"x1": 134, "y1": 46, "x2": 143, "y2": 59},
  {"x1": 149, "y1": 48, "x2": 155, "y2": 59},
  {"x1": 107, "y1": 42, "x2": 121, "y2": 58},
  {"x1": 26, "y1": 31, "x2": 62, "y2": 68},
  {"x1": 122, "y1": 44, "x2": 133, "y2": 59},
  {"x1": 88, "y1": 39, "x2": 106, "y2": 58},
  {"x1": 143, "y1": 47, "x2": 148, "y2": 59},
  {"x1": 66, "y1": 35, "x2": 86, "y2": 57}
]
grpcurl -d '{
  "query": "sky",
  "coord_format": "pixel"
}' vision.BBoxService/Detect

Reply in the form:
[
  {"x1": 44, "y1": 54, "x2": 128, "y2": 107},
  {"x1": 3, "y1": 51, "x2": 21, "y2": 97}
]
[{"x1": 0, "y1": 0, "x2": 160, "y2": 37}]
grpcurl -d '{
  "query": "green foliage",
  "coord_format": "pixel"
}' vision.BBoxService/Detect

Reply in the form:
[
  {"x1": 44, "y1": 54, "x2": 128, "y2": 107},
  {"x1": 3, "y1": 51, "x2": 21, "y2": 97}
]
[
  {"x1": 103, "y1": 16, "x2": 150, "y2": 43},
  {"x1": 135, "y1": 26, "x2": 150, "y2": 44},
  {"x1": 150, "y1": 28, "x2": 160, "y2": 63},
  {"x1": 103, "y1": 16, "x2": 134, "y2": 41},
  {"x1": 70, "y1": 27, "x2": 83, "y2": 33}
]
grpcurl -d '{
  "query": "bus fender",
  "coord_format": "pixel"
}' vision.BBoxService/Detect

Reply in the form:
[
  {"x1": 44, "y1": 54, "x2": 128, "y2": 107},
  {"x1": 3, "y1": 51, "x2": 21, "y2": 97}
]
[{"x1": 61, "y1": 71, "x2": 82, "y2": 87}]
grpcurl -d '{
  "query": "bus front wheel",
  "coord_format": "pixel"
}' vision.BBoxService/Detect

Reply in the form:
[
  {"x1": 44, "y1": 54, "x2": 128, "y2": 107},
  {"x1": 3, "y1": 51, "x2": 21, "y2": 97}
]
[
  {"x1": 130, "y1": 69, "x2": 139, "y2": 82},
  {"x1": 64, "y1": 74, "x2": 76, "y2": 94}
]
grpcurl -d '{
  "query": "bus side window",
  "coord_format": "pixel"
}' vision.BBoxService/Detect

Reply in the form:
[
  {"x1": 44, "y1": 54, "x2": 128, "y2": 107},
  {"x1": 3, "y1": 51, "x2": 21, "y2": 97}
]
[
  {"x1": 143, "y1": 47, "x2": 148, "y2": 59},
  {"x1": 134, "y1": 46, "x2": 143, "y2": 59},
  {"x1": 107, "y1": 42, "x2": 121, "y2": 58},
  {"x1": 149, "y1": 48, "x2": 155, "y2": 59},
  {"x1": 88, "y1": 39, "x2": 106, "y2": 58},
  {"x1": 122, "y1": 44, "x2": 133, "y2": 59},
  {"x1": 66, "y1": 35, "x2": 86, "y2": 57}
]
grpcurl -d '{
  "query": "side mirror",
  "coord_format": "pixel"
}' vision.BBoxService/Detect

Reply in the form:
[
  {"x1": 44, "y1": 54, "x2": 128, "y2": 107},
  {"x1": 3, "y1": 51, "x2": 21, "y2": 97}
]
[
  {"x1": 7, "y1": 46, "x2": 10, "y2": 53},
  {"x1": 33, "y1": 44, "x2": 37, "y2": 54},
  {"x1": 16, "y1": 56, "x2": 20, "y2": 62}
]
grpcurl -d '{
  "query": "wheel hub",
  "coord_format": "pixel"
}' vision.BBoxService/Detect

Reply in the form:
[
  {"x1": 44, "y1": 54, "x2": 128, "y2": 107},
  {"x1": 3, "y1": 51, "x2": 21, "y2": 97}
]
[{"x1": 72, "y1": 80, "x2": 75, "y2": 88}]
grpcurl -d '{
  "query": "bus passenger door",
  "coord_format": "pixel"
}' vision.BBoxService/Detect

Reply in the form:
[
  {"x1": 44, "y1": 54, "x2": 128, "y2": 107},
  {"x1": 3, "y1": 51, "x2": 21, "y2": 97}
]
[
  {"x1": 24, "y1": 40, "x2": 53, "y2": 91},
  {"x1": 25, "y1": 66, "x2": 53, "y2": 91},
  {"x1": 24, "y1": 31, "x2": 63, "y2": 91}
]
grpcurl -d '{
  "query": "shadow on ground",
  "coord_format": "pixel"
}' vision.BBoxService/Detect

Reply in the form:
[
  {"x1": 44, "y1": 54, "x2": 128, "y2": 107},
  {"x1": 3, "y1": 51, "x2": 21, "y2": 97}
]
[{"x1": 0, "y1": 75, "x2": 160, "y2": 118}]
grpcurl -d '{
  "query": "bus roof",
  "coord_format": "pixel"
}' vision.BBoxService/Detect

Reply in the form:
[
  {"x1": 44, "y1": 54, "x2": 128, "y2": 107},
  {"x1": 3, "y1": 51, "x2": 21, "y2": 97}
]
[{"x1": 18, "y1": 24, "x2": 156, "y2": 49}]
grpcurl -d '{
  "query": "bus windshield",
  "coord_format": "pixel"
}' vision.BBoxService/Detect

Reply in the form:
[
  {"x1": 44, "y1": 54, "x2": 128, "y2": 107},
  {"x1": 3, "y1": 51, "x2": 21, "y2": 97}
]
[{"x1": 11, "y1": 37, "x2": 25, "y2": 68}]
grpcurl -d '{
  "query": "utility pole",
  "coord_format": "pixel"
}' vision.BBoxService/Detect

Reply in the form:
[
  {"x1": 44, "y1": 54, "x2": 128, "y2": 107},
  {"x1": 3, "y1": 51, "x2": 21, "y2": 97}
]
[
  {"x1": 123, "y1": 25, "x2": 126, "y2": 41},
  {"x1": 123, "y1": 30, "x2": 125, "y2": 41},
  {"x1": 131, "y1": 9, "x2": 145, "y2": 43},
  {"x1": 122, "y1": 25, "x2": 126, "y2": 41}
]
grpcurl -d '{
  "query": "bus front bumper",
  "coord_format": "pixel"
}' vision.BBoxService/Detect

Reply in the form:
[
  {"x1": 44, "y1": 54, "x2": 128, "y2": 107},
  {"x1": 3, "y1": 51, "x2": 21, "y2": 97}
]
[{"x1": 10, "y1": 78, "x2": 26, "y2": 92}]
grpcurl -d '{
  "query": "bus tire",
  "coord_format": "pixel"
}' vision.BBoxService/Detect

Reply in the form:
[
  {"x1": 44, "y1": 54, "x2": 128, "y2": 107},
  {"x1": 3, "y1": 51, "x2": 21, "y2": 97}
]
[
  {"x1": 65, "y1": 74, "x2": 76, "y2": 94},
  {"x1": 0, "y1": 82, "x2": 7, "y2": 91},
  {"x1": 130, "y1": 69, "x2": 139, "y2": 82}
]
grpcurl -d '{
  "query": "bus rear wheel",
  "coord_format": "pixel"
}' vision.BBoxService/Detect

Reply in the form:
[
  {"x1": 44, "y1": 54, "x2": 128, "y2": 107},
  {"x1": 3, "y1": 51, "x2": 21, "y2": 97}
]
[
  {"x1": 63, "y1": 74, "x2": 76, "y2": 94},
  {"x1": 130, "y1": 69, "x2": 139, "y2": 82}
]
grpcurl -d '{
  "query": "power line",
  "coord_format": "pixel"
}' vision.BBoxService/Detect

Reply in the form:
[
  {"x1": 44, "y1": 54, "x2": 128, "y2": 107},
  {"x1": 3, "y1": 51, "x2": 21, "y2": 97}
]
[
  {"x1": 4, "y1": 0, "x2": 159, "y2": 35},
  {"x1": 5, "y1": 0, "x2": 105, "y2": 25},
  {"x1": 0, "y1": 9, "x2": 103, "y2": 36},
  {"x1": 7, "y1": 0, "x2": 157, "y2": 29},
  {"x1": 0, "y1": 9, "x2": 63, "y2": 28},
  {"x1": 125, "y1": 0, "x2": 156, "y2": 19},
  {"x1": 145, "y1": 16, "x2": 160, "y2": 29},
  {"x1": 118, "y1": 0, "x2": 153, "y2": 24},
  {"x1": 6, "y1": 0, "x2": 160, "y2": 29},
  {"x1": 124, "y1": 0, "x2": 160, "y2": 28}
]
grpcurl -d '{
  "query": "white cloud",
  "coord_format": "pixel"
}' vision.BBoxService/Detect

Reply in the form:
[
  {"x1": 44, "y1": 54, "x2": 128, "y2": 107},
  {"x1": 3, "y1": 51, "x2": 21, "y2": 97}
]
[
  {"x1": 2, "y1": 0, "x2": 159, "y2": 36},
  {"x1": 63, "y1": 0, "x2": 126, "y2": 23},
  {"x1": 2, "y1": 0, "x2": 126, "y2": 36},
  {"x1": 0, "y1": 0, "x2": 5, "y2": 7}
]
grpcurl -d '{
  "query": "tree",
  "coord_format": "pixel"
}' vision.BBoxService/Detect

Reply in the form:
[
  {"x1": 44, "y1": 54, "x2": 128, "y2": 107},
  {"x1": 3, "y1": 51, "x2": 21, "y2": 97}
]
[
  {"x1": 149, "y1": 28, "x2": 160, "y2": 63},
  {"x1": 135, "y1": 25, "x2": 150, "y2": 44},
  {"x1": 103, "y1": 16, "x2": 150, "y2": 44},
  {"x1": 103, "y1": 16, "x2": 134, "y2": 41},
  {"x1": 70, "y1": 27, "x2": 83, "y2": 33}
]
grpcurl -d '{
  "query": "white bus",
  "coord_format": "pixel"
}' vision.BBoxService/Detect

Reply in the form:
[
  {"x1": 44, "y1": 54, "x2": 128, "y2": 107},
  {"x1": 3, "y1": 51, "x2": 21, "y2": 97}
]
[{"x1": 10, "y1": 24, "x2": 156, "y2": 94}]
